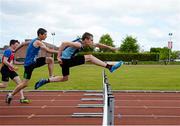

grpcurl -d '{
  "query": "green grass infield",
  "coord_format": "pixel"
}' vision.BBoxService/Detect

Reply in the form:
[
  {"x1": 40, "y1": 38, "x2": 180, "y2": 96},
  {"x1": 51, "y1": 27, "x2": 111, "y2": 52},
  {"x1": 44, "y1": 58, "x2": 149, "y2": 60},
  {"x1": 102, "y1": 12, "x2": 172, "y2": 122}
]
[{"x1": 1, "y1": 64, "x2": 180, "y2": 91}]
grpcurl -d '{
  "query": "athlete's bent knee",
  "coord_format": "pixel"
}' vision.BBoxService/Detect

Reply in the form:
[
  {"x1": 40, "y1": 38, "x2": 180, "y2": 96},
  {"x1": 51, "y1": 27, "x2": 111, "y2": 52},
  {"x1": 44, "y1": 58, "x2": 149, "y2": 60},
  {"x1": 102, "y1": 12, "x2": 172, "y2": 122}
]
[
  {"x1": 46, "y1": 57, "x2": 54, "y2": 64},
  {"x1": 85, "y1": 54, "x2": 93, "y2": 61},
  {"x1": 0, "y1": 84, "x2": 7, "y2": 88}
]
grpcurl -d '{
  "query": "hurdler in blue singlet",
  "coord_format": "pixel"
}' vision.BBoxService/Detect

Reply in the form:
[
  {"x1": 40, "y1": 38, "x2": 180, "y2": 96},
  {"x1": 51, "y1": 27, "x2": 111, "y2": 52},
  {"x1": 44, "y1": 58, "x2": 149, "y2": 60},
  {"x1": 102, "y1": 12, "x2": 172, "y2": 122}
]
[
  {"x1": 24, "y1": 38, "x2": 40, "y2": 66},
  {"x1": 61, "y1": 38, "x2": 83, "y2": 59}
]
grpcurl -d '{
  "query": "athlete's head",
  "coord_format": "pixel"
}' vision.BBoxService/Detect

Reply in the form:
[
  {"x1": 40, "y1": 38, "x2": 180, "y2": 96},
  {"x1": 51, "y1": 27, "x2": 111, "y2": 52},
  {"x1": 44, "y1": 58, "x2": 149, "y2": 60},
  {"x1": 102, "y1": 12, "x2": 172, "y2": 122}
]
[
  {"x1": 37, "y1": 28, "x2": 47, "y2": 40},
  {"x1": 9, "y1": 40, "x2": 20, "y2": 50},
  {"x1": 82, "y1": 32, "x2": 93, "y2": 47}
]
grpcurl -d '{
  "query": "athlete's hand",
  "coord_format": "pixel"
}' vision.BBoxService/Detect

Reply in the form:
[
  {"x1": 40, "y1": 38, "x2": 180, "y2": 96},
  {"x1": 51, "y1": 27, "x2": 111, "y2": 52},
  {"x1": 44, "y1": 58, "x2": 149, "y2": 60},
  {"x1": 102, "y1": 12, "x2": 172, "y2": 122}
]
[
  {"x1": 57, "y1": 57, "x2": 63, "y2": 64},
  {"x1": 10, "y1": 66, "x2": 18, "y2": 71},
  {"x1": 13, "y1": 66, "x2": 19, "y2": 71}
]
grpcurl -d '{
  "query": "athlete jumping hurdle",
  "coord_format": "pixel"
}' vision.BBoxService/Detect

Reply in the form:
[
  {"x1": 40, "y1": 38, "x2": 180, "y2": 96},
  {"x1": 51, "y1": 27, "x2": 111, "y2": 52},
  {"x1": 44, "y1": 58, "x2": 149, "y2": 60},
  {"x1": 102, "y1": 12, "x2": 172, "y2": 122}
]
[{"x1": 34, "y1": 32, "x2": 123, "y2": 89}]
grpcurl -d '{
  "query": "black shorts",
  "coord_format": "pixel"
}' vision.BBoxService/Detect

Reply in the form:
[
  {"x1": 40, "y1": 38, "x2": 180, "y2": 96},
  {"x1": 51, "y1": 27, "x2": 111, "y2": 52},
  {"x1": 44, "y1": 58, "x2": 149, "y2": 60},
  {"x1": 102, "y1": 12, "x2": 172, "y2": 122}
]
[
  {"x1": 60, "y1": 55, "x2": 85, "y2": 76},
  {"x1": 24, "y1": 57, "x2": 46, "y2": 79},
  {"x1": 1, "y1": 65, "x2": 18, "y2": 82}
]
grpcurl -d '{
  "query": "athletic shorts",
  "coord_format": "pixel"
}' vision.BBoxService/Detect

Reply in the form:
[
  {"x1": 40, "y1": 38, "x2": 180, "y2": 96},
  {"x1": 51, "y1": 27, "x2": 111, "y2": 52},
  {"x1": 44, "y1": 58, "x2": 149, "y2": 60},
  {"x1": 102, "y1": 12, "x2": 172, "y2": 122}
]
[
  {"x1": 60, "y1": 55, "x2": 85, "y2": 76},
  {"x1": 24, "y1": 57, "x2": 46, "y2": 79},
  {"x1": 1, "y1": 65, "x2": 18, "y2": 82}
]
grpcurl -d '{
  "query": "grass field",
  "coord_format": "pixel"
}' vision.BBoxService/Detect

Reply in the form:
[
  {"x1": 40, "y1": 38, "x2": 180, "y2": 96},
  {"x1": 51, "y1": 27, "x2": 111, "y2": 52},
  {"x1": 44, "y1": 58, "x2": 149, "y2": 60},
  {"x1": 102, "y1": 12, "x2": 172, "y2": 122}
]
[{"x1": 1, "y1": 64, "x2": 180, "y2": 91}]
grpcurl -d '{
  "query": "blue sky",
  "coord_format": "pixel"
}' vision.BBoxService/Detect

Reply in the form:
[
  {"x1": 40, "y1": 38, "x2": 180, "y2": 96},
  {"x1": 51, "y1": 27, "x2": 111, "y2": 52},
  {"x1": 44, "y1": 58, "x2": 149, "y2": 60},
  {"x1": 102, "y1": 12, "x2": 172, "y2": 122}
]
[{"x1": 0, "y1": 0, "x2": 179, "y2": 51}]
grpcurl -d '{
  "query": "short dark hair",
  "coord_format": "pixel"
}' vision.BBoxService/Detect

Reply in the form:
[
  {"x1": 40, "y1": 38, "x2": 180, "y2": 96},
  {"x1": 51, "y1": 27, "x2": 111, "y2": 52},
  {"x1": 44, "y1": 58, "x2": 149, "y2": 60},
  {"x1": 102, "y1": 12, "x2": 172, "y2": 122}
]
[
  {"x1": 9, "y1": 40, "x2": 19, "y2": 46},
  {"x1": 37, "y1": 28, "x2": 47, "y2": 36},
  {"x1": 82, "y1": 32, "x2": 93, "y2": 41}
]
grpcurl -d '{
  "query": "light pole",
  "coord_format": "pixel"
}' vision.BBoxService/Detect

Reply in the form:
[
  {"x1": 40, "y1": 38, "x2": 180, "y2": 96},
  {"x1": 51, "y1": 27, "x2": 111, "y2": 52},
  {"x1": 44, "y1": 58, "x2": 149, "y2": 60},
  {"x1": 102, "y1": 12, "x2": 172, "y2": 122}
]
[
  {"x1": 168, "y1": 33, "x2": 173, "y2": 63},
  {"x1": 51, "y1": 32, "x2": 55, "y2": 59}
]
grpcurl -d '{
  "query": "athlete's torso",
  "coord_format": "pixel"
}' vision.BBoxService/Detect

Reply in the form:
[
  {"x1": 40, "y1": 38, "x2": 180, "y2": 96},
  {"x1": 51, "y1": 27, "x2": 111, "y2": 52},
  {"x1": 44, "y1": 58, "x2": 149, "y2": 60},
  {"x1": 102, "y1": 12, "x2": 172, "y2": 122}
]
[
  {"x1": 24, "y1": 38, "x2": 40, "y2": 66},
  {"x1": 61, "y1": 38, "x2": 83, "y2": 59}
]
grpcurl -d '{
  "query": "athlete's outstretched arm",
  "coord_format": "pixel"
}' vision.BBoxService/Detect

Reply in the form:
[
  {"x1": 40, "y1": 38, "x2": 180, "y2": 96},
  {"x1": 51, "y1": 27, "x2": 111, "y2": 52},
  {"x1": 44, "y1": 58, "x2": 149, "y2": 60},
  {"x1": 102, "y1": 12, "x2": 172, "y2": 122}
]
[
  {"x1": 37, "y1": 41, "x2": 58, "y2": 54},
  {"x1": 14, "y1": 42, "x2": 30, "y2": 52},
  {"x1": 94, "y1": 43, "x2": 118, "y2": 51}
]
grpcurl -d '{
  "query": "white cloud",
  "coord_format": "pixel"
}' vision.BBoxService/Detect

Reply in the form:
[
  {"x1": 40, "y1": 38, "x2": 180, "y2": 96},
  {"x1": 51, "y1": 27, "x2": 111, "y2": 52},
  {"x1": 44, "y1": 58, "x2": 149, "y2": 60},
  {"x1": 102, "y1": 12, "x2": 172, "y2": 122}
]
[
  {"x1": 0, "y1": 0, "x2": 180, "y2": 51},
  {"x1": 148, "y1": 28, "x2": 165, "y2": 38},
  {"x1": 117, "y1": 16, "x2": 145, "y2": 26}
]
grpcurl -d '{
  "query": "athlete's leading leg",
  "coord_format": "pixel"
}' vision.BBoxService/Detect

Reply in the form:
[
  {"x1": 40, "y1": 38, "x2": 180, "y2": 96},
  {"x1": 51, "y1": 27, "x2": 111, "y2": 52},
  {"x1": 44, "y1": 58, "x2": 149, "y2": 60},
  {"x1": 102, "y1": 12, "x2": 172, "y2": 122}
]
[
  {"x1": 84, "y1": 54, "x2": 107, "y2": 67},
  {"x1": 84, "y1": 54, "x2": 123, "y2": 72}
]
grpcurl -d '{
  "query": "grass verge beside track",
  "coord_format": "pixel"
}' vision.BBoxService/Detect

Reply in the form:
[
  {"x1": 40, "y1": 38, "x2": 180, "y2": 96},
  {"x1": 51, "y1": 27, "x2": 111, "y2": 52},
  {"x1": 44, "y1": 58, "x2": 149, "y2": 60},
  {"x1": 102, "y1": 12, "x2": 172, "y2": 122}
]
[{"x1": 1, "y1": 64, "x2": 180, "y2": 91}]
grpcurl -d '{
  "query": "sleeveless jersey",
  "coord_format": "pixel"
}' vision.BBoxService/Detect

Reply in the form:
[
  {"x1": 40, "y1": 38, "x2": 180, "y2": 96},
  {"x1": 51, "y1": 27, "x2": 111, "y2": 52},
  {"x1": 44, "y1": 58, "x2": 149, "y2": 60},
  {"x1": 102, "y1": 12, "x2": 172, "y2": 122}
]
[
  {"x1": 61, "y1": 38, "x2": 83, "y2": 59},
  {"x1": 24, "y1": 38, "x2": 40, "y2": 66}
]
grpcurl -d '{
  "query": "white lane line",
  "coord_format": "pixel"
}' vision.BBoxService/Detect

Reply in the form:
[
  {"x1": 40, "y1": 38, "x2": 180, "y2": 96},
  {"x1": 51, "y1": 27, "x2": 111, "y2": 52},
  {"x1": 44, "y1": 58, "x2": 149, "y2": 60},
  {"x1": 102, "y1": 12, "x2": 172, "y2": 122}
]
[
  {"x1": 118, "y1": 115, "x2": 180, "y2": 118},
  {"x1": 0, "y1": 95, "x2": 84, "y2": 97},
  {"x1": 1, "y1": 105, "x2": 180, "y2": 109},
  {"x1": 114, "y1": 94, "x2": 180, "y2": 96},
  {"x1": 115, "y1": 106, "x2": 180, "y2": 109},
  {"x1": 0, "y1": 100, "x2": 81, "y2": 102},
  {"x1": 115, "y1": 99, "x2": 180, "y2": 102},
  {"x1": 0, "y1": 115, "x2": 73, "y2": 118},
  {"x1": 118, "y1": 125, "x2": 180, "y2": 126},
  {"x1": 6, "y1": 94, "x2": 178, "y2": 97},
  {"x1": 1, "y1": 99, "x2": 180, "y2": 102},
  {"x1": 0, "y1": 114, "x2": 180, "y2": 118},
  {"x1": 0, "y1": 106, "x2": 79, "y2": 108}
]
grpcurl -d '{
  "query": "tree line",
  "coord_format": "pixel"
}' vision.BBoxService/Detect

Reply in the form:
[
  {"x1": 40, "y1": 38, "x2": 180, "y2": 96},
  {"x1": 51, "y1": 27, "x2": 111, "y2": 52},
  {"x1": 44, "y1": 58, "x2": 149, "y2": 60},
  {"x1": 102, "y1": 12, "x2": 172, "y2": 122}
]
[{"x1": 82, "y1": 34, "x2": 180, "y2": 60}]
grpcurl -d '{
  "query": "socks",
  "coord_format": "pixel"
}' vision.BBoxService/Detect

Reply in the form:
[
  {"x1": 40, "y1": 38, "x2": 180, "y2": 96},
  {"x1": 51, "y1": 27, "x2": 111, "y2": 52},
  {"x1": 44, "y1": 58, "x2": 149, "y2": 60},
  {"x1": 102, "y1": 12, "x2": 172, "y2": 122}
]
[{"x1": 106, "y1": 64, "x2": 112, "y2": 70}]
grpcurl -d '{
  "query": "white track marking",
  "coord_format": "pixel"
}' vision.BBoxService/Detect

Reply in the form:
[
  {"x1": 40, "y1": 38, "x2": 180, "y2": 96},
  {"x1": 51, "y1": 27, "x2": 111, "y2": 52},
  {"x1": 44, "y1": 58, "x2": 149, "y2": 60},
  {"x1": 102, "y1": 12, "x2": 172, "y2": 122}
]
[{"x1": 27, "y1": 114, "x2": 35, "y2": 119}]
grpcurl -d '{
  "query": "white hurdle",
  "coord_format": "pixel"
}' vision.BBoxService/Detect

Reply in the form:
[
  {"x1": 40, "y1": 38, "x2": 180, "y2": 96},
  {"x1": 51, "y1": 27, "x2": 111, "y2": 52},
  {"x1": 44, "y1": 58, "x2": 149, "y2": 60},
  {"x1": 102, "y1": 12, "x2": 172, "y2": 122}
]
[
  {"x1": 72, "y1": 70, "x2": 115, "y2": 126},
  {"x1": 102, "y1": 70, "x2": 115, "y2": 126}
]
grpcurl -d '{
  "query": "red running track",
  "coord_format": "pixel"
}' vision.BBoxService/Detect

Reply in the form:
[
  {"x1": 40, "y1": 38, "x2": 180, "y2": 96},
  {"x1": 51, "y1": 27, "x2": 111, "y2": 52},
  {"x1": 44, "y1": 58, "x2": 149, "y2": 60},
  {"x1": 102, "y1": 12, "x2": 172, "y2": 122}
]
[{"x1": 0, "y1": 91, "x2": 180, "y2": 125}]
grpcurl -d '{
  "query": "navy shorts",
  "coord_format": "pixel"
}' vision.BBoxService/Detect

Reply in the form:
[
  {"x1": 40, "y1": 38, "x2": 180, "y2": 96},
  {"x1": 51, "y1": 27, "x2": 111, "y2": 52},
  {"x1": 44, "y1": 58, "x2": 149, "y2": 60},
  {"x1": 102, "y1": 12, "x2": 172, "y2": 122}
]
[
  {"x1": 24, "y1": 57, "x2": 46, "y2": 79},
  {"x1": 60, "y1": 55, "x2": 85, "y2": 76},
  {"x1": 1, "y1": 65, "x2": 18, "y2": 82}
]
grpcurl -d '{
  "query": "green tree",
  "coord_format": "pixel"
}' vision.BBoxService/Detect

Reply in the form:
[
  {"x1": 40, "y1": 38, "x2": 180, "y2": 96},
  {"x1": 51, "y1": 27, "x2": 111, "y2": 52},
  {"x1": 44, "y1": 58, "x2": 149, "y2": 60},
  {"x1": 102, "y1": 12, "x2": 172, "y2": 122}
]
[
  {"x1": 119, "y1": 36, "x2": 139, "y2": 53},
  {"x1": 171, "y1": 51, "x2": 180, "y2": 59},
  {"x1": 99, "y1": 34, "x2": 114, "y2": 52},
  {"x1": 160, "y1": 47, "x2": 170, "y2": 60},
  {"x1": 150, "y1": 47, "x2": 170, "y2": 60},
  {"x1": 150, "y1": 47, "x2": 161, "y2": 53}
]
